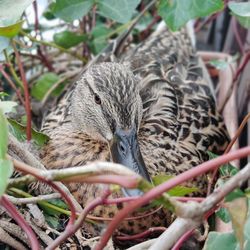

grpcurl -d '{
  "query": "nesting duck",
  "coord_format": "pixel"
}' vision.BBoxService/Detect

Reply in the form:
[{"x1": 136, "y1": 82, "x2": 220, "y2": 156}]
[{"x1": 40, "y1": 25, "x2": 229, "y2": 237}]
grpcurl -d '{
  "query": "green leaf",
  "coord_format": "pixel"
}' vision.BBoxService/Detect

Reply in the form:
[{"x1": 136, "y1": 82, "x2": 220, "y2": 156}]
[
  {"x1": 0, "y1": 109, "x2": 8, "y2": 159},
  {"x1": 0, "y1": 159, "x2": 13, "y2": 197},
  {"x1": 158, "y1": 0, "x2": 224, "y2": 31},
  {"x1": 0, "y1": 20, "x2": 24, "y2": 38},
  {"x1": 43, "y1": 3, "x2": 56, "y2": 20},
  {"x1": 97, "y1": 0, "x2": 140, "y2": 23},
  {"x1": 226, "y1": 197, "x2": 248, "y2": 249},
  {"x1": 152, "y1": 174, "x2": 199, "y2": 196},
  {"x1": 44, "y1": 214, "x2": 60, "y2": 229},
  {"x1": 31, "y1": 73, "x2": 65, "y2": 101},
  {"x1": 225, "y1": 188, "x2": 245, "y2": 202},
  {"x1": 53, "y1": 31, "x2": 87, "y2": 49},
  {"x1": 0, "y1": 101, "x2": 17, "y2": 114},
  {"x1": 207, "y1": 151, "x2": 238, "y2": 177},
  {"x1": 216, "y1": 207, "x2": 231, "y2": 223},
  {"x1": 0, "y1": 0, "x2": 34, "y2": 26},
  {"x1": 8, "y1": 118, "x2": 50, "y2": 147},
  {"x1": 52, "y1": 0, "x2": 94, "y2": 22},
  {"x1": 209, "y1": 59, "x2": 229, "y2": 70},
  {"x1": 203, "y1": 232, "x2": 238, "y2": 250},
  {"x1": 48, "y1": 199, "x2": 68, "y2": 210},
  {"x1": 228, "y1": 2, "x2": 250, "y2": 29},
  {"x1": 89, "y1": 24, "x2": 111, "y2": 54}
]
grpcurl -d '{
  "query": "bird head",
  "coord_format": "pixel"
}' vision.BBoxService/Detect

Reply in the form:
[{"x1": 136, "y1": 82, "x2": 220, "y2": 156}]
[{"x1": 70, "y1": 62, "x2": 151, "y2": 196}]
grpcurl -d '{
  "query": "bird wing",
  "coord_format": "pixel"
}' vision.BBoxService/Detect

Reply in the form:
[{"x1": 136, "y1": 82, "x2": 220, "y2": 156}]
[{"x1": 122, "y1": 26, "x2": 229, "y2": 180}]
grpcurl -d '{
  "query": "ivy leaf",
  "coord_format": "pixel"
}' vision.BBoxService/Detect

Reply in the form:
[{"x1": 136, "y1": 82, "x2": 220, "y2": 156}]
[
  {"x1": 52, "y1": 0, "x2": 94, "y2": 22},
  {"x1": 158, "y1": 0, "x2": 224, "y2": 31},
  {"x1": 0, "y1": 159, "x2": 13, "y2": 197},
  {"x1": 152, "y1": 174, "x2": 199, "y2": 196},
  {"x1": 203, "y1": 232, "x2": 238, "y2": 250},
  {"x1": 0, "y1": 101, "x2": 17, "y2": 114},
  {"x1": 0, "y1": 20, "x2": 24, "y2": 38},
  {"x1": 44, "y1": 214, "x2": 60, "y2": 229},
  {"x1": 89, "y1": 24, "x2": 111, "y2": 54},
  {"x1": 53, "y1": 31, "x2": 87, "y2": 49},
  {"x1": 0, "y1": 109, "x2": 8, "y2": 159},
  {"x1": 0, "y1": 0, "x2": 34, "y2": 26},
  {"x1": 228, "y1": 2, "x2": 250, "y2": 29},
  {"x1": 97, "y1": 0, "x2": 140, "y2": 23},
  {"x1": 216, "y1": 207, "x2": 231, "y2": 223},
  {"x1": 43, "y1": 3, "x2": 56, "y2": 20},
  {"x1": 225, "y1": 188, "x2": 245, "y2": 202},
  {"x1": 207, "y1": 151, "x2": 238, "y2": 177},
  {"x1": 225, "y1": 197, "x2": 248, "y2": 250},
  {"x1": 8, "y1": 118, "x2": 49, "y2": 147},
  {"x1": 31, "y1": 73, "x2": 65, "y2": 101}
]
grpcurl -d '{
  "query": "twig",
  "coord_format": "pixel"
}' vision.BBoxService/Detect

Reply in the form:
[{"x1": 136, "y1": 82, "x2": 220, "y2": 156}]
[
  {"x1": 20, "y1": 31, "x2": 87, "y2": 63},
  {"x1": 46, "y1": 189, "x2": 111, "y2": 250},
  {"x1": 0, "y1": 195, "x2": 40, "y2": 250},
  {"x1": 7, "y1": 134, "x2": 83, "y2": 212},
  {"x1": 3, "y1": 49, "x2": 24, "y2": 90},
  {"x1": 208, "y1": 112, "x2": 250, "y2": 195},
  {"x1": 95, "y1": 146, "x2": 250, "y2": 249},
  {"x1": 11, "y1": 40, "x2": 32, "y2": 141},
  {"x1": 232, "y1": 17, "x2": 245, "y2": 55},
  {"x1": 219, "y1": 51, "x2": 250, "y2": 112},
  {"x1": 116, "y1": 227, "x2": 166, "y2": 241},
  {"x1": 10, "y1": 157, "x2": 78, "y2": 227},
  {"x1": 148, "y1": 163, "x2": 250, "y2": 250},
  {"x1": 0, "y1": 64, "x2": 25, "y2": 106},
  {"x1": 0, "y1": 226, "x2": 26, "y2": 250},
  {"x1": 6, "y1": 193, "x2": 61, "y2": 204}
]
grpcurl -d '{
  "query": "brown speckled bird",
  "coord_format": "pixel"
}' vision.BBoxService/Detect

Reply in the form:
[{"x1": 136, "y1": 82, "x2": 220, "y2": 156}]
[{"x1": 40, "y1": 26, "x2": 229, "y2": 238}]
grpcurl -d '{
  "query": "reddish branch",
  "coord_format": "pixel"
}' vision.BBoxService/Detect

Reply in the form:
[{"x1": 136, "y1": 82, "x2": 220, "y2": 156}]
[
  {"x1": 208, "y1": 112, "x2": 250, "y2": 195},
  {"x1": 46, "y1": 189, "x2": 112, "y2": 250},
  {"x1": 12, "y1": 41, "x2": 32, "y2": 141},
  {"x1": 0, "y1": 65, "x2": 25, "y2": 106},
  {"x1": 0, "y1": 195, "x2": 40, "y2": 250},
  {"x1": 12, "y1": 158, "x2": 77, "y2": 229},
  {"x1": 95, "y1": 146, "x2": 250, "y2": 249},
  {"x1": 116, "y1": 227, "x2": 166, "y2": 241}
]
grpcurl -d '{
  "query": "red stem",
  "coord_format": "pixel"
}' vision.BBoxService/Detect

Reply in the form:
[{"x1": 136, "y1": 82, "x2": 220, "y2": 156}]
[
  {"x1": 172, "y1": 206, "x2": 217, "y2": 249},
  {"x1": 232, "y1": 17, "x2": 245, "y2": 55},
  {"x1": 233, "y1": 51, "x2": 250, "y2": 82},
  {"x1": 33, "y1": 1, "x2": 39, "y2": 35},
  {"x1": 116, "y1": 227, "x2": 166, "y2": 241},
  {"x1": 0, "y1": 195, "x2": 40, "y2": 250},
  {"x1": 12, "y1": 41, "x2": 32, "y2": 141},
  {"x1": 0, "y1": 65, "x2": 25, "y2": 106},
  {"x1": 95, "y1": 146, "x2": 250, "y2": 249},
  {"x1": 13, "y1": 159, "x2": 77, "y2": 228},
  {"x1": 46, "y1": 189, "x2": 111, "y2": 250}
]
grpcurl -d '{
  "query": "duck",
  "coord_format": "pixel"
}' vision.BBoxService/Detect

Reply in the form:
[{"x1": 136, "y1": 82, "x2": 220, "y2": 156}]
[{"x1": 40, "y1": 24, "x2": 230, "y2": 241}]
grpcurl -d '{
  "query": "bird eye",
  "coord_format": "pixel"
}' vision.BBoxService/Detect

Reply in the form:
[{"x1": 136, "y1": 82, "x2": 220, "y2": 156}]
[{"x1": 94, "y1": 94, "x2": 101, "y2": 105}]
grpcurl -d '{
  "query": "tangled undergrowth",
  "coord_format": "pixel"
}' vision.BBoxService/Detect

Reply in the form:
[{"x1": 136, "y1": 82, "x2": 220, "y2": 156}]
[{"x1": 0, "y1": 0, "x2": 250, "y2": 249}]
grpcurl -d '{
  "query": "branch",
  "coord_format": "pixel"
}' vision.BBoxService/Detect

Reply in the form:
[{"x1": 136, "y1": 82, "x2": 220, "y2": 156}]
[
  {"x1": 0, "y1": 64, "x2": 25, "y2": 106},
  {"x1": 6, "y1": 193, "x2": 61, "y2": 204},
  {"x1": 131, "y1": 163, "x2": 250, "y2": 250},
  {"x1": 95, "y1": 146, "x2": 250, "y2": 249},
  {"x1": 20, "y1": 31, "x2": 87, "y2": 63},
  {"x1": 8, "y1": 134, "x2": 83, "y2": 212},
  {"x1": 0, "y1": 195, "x2": 40, "y2": 250},
  {"x1": 46, "y1": 188, "x2": 111, "y2": 250},
  {"x1": 11, "y1": 40, "x2": 32, "y2": 141}
]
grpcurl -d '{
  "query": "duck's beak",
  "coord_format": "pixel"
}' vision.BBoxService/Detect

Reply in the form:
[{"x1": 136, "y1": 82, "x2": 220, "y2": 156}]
[{"x1": 110, "y1": 127, "x2": 151, "y2": 197}]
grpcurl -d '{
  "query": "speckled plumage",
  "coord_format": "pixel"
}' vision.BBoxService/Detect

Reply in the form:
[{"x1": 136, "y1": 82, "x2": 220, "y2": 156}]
[{"x1": 40, "y1": 27, "x2": 229, "y2": 237}]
